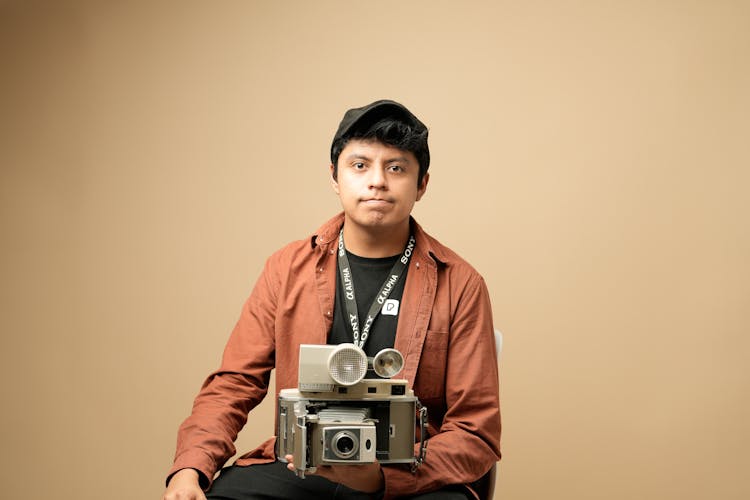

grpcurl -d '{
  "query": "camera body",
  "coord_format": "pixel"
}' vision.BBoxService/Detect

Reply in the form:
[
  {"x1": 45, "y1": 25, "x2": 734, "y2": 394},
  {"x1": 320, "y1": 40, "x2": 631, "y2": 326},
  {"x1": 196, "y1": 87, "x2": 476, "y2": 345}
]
[{"x1": 276, "y1": 344, "x2": 427, "y2": 477}]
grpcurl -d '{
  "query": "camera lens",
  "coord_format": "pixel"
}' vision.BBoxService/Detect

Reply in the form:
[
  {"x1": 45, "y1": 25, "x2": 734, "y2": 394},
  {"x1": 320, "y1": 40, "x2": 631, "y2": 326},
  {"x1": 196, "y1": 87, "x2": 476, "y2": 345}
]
[
  {"x1": 331, "y1": 431, "x2": 359, "y2": 459},
  {"x1": 337, "y1": 436, "x2": 354, "y2": 454}
]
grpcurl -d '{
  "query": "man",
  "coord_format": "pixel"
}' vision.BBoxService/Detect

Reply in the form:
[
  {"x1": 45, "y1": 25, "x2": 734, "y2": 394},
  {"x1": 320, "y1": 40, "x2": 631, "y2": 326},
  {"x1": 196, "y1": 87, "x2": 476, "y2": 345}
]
[{"x1": 163, "y1": 100, "x2": 501, "y2": 500}]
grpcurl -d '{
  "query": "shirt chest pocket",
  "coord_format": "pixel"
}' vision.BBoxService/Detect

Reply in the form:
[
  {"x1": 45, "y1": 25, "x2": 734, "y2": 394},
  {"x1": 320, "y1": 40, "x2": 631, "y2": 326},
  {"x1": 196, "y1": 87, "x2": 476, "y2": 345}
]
[{"x1": 413, "y1": 329, "x2": 449, "y2": 401}]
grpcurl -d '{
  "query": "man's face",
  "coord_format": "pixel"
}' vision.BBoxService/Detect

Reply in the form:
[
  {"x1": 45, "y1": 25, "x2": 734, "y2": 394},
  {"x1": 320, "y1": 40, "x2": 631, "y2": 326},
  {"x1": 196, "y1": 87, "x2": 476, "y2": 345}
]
[{"x1": 331, "y1": 139, "x2": 428, "y2": 233}]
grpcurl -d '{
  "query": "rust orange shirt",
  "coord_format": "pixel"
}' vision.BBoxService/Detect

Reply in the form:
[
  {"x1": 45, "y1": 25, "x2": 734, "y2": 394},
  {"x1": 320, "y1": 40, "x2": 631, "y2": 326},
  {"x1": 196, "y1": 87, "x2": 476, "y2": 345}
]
[{"x1": 168, "y1": 213, "x2": 501, "y2": 498}]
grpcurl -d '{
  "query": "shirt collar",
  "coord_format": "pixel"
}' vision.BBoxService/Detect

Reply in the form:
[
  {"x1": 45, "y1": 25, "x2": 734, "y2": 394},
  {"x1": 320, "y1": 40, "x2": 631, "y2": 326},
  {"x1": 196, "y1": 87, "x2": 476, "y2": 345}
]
[{"x1": 311, "y1": 212, "x2": 450, "y2": 267}]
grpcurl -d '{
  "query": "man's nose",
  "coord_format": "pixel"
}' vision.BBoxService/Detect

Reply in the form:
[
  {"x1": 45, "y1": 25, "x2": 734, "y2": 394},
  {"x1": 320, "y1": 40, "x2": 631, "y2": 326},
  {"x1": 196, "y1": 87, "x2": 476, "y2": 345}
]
[{"x1": 368, "y1": 166, "x2": 387, "y2": 189}]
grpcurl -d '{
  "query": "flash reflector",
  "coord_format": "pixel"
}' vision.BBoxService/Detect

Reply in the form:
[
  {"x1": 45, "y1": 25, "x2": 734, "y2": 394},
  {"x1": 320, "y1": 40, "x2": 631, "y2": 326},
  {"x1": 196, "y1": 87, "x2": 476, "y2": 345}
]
[{"x1": 328, "y1": 344, "x2": 368, "y2": 386}]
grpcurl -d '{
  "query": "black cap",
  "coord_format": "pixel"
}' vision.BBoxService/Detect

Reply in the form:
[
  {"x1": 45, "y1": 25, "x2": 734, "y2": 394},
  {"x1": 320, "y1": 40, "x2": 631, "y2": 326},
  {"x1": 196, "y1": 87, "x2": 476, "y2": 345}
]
[{"x1": 330, "y1": 99, "x2": 429, "y2": 167}]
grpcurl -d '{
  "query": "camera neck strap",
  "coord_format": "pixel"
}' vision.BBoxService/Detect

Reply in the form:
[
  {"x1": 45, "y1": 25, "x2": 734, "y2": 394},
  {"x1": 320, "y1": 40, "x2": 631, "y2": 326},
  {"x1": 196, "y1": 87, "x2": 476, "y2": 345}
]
[{"x1": 336, "y1": 229, "x2": 415, "y2": 350}]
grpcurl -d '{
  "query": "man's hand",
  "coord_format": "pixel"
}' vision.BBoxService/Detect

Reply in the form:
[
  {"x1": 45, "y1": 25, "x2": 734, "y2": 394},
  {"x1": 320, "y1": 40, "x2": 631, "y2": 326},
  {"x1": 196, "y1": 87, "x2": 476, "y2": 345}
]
[
  {"x1": 162, "y1": 468, "x2": 206, "y2": 500},
  {"x1": 284, "y1": 454, "x2": 384, "y2": 493}
]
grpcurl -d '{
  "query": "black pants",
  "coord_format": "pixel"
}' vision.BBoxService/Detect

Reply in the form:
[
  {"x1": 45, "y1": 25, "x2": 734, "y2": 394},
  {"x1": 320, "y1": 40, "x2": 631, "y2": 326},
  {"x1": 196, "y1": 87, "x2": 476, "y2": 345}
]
[{"x1": 206, "y1": 462, "x2": 470, "y2": 500}]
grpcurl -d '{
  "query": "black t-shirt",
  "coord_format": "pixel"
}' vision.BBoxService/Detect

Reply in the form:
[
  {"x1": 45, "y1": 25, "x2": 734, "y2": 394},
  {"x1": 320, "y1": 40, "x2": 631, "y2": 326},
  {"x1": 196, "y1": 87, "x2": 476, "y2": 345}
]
[{"x1": 328, "y1": 250, "x2": 409, "y2": 358}]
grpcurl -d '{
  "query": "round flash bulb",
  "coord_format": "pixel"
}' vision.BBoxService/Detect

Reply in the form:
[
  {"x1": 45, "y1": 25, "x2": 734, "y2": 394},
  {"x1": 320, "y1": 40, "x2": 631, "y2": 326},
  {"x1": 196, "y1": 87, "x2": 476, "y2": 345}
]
[
  {"x1": 328, "y1": 344, "x2": 367, "y2": 386},
  {"x1": 372, "y1": 348, "x2": 404, "y2": 378}
]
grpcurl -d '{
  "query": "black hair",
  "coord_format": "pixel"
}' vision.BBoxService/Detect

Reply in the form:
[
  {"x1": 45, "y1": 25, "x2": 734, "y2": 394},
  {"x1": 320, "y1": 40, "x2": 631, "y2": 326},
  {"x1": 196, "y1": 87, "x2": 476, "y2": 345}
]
[{"x1": 331, "y1": 116, "x2": 430, "y2": 184}]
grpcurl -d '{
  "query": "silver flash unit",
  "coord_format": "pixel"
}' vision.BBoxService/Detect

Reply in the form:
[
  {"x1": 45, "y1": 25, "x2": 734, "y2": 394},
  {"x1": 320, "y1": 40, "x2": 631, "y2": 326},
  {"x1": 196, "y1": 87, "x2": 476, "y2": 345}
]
[{"x1": 277, "y1": 343, "x2": 428, "y2": 477}]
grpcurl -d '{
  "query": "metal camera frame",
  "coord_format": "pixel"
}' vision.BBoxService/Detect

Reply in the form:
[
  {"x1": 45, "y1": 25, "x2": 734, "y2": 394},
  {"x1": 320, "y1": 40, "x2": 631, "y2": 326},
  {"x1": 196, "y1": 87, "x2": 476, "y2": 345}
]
[{"x1": 277, "y1": 344, "x2": 428, "y2": 478}]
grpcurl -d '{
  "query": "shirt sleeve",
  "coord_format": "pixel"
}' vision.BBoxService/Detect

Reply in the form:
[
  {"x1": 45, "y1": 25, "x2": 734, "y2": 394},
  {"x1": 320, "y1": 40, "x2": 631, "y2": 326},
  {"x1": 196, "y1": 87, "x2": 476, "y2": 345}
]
[
  {"x1": 382, "y1": 274, "x2": 501, "y2": 498},
  {"x1": 166, "y1": 255, "x2": 280, "y2": 489}
]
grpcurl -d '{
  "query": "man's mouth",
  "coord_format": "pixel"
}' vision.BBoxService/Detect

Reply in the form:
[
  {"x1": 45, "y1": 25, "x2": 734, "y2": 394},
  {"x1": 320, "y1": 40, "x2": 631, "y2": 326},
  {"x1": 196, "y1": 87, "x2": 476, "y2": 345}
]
[{"x1": 362, "y1": 198, "x2": 392, "y2": 205}]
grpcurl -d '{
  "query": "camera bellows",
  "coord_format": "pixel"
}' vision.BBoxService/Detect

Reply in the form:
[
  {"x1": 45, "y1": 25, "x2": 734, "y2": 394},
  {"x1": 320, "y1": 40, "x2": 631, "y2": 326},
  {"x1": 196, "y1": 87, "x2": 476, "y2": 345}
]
[{"x1": 318, "y1": 407, "x2": 372, "y2": 423}]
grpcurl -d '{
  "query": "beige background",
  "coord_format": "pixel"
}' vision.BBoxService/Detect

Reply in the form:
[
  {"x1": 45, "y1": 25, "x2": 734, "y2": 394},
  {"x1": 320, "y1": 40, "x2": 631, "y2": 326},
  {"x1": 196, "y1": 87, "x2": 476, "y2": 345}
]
[{"x1": 1, "y1": 1, "x2": 749, "y2": 499}]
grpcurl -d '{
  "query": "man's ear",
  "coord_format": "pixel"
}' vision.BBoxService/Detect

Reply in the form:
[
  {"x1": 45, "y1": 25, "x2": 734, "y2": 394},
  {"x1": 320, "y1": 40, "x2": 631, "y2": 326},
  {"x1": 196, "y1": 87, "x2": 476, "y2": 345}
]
[
  {"x1": 329, "y1": 164, "x2": 340, "y2": 194},
  {"x1": 416, "y1": 173, "x2": 429, "y2": 201}
]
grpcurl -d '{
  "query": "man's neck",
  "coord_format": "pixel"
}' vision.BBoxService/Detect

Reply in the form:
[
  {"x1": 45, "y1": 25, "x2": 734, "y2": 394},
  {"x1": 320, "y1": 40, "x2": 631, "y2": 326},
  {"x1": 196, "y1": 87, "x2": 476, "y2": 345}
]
[{"x1": 342, "y1": 220, "x2": 411, "y2": 258}]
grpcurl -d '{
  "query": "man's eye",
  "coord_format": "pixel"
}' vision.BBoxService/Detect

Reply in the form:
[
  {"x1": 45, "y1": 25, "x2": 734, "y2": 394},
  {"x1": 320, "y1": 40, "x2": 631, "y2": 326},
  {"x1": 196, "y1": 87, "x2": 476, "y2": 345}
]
[
  {"x1": 388, "y1": 165, "x2": 403, "y2": 172},
  {"x1": 353, "y1": 162, "x2": 365, "y2": 169}
]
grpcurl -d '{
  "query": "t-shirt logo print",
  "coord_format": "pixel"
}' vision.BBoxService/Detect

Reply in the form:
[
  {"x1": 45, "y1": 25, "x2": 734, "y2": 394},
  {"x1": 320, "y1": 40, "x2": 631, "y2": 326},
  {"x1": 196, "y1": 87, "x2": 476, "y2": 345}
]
[{"x1": 382, "y1": 299, "x2": 400, "y2": 316}]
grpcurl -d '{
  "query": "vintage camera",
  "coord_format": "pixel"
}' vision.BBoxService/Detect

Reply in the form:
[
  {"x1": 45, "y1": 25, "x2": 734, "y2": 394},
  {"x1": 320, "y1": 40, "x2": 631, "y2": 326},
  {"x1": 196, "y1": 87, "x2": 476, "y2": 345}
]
[{"x1": 277, "y1": 343, "x2": 428, "y2": 477}]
